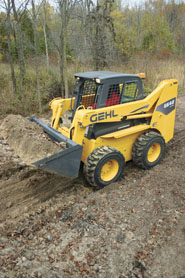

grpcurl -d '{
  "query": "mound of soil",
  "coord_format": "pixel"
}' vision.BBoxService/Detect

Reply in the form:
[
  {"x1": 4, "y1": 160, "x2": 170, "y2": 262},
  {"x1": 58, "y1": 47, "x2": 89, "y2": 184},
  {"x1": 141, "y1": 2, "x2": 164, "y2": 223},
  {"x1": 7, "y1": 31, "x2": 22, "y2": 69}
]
[{"x1": 0, "y1": 115, "x2": 66, "y2": 164}]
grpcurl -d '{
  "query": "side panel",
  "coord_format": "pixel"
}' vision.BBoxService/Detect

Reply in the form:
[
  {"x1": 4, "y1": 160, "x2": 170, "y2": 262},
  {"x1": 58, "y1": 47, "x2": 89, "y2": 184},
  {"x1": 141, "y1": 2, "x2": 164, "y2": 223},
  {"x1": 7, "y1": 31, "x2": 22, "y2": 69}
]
[
  {"x1": 81, "y1": 129, "x2": 147, "y2": 163},
  {"x1": 151, "y1": 81, "x2": 178, "y2": 142}
]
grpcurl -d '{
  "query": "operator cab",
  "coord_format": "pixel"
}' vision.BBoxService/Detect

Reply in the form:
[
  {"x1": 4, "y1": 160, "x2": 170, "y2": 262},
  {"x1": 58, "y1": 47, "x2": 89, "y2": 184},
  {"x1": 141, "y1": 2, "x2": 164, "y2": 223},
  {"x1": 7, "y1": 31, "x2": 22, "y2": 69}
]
[{"x1": 72, "y1": 71, "x2": 145, "y2": 114}]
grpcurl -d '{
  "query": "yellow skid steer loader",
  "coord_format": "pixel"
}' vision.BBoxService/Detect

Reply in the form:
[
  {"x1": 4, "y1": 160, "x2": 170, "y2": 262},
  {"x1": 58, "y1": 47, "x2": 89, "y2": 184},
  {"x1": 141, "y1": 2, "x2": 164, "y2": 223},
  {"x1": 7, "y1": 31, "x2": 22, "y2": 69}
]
[{"x1": 30, "y1": 71, "x2": 178, "y2": 189}]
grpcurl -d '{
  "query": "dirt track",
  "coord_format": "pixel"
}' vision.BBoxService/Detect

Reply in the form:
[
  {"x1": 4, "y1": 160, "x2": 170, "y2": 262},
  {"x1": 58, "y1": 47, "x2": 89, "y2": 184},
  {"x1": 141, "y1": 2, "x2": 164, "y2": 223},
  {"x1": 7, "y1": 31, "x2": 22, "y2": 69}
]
[{"x1": 0, "y1": 95, "x2": 185, "y2": 278}]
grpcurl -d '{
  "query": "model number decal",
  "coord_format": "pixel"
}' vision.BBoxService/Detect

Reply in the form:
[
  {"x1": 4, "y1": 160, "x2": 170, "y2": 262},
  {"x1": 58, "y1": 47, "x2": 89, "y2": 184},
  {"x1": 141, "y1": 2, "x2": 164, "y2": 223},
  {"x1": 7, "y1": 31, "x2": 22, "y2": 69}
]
[
  {"x1": 156, "y1": 97, "x2": 176, "y2": 115},
  {"x1": 90, "y1": 110, "x2": 118, "y2": 123},
  {"x1": 163, "y1": 99, "x2": 175, "y2": 108}
]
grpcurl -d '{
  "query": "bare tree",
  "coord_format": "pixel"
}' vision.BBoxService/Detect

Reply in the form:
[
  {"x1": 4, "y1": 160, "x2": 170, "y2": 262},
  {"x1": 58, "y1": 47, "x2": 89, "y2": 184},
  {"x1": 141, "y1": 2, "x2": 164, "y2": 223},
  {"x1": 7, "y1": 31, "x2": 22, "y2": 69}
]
[
  {"x1": 31, "y1": 0, "x2": 42, "y2": 113},
  {"x1": 85, "y1": 0, "x2": 116, "y2": 70},
  {"x1": 2, "y1": 0, "x2": 18, "y2": 106},
  {"x1": 11, "y1": 0, "x2": 30, "y2": 112},
  {"x1": 50, "y1": 0, "x2": 80, "y2": 98},
  {"x1": 59, "y1": 0, "x2": 69, "y2": 98},
  {"x1": 40, "y1": 0, "x2": 49, "y2": 71}
]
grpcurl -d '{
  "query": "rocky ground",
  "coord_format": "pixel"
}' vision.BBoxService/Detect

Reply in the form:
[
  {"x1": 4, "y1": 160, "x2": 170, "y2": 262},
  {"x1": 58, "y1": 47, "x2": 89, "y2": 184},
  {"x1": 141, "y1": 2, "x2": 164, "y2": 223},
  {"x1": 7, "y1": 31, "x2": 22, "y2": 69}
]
[{"x1": 0, "y1": 95, "x2": 185, "y2": 278}]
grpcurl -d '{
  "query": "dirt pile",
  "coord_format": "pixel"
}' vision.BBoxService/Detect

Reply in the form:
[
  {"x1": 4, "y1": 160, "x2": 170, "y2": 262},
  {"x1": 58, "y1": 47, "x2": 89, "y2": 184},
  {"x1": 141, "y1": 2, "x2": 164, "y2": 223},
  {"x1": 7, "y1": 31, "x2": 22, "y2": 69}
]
[{"x1": 0, "y1": 115, "x2": 66, "y2": 164}]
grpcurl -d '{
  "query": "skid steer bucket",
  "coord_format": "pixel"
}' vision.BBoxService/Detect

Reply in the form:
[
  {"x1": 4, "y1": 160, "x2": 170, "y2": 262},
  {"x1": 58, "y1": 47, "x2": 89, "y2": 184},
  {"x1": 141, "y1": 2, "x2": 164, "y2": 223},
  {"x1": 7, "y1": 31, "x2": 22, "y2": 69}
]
[{"x1": 29, "y1": 117, "x2": 83, "y2": 178}]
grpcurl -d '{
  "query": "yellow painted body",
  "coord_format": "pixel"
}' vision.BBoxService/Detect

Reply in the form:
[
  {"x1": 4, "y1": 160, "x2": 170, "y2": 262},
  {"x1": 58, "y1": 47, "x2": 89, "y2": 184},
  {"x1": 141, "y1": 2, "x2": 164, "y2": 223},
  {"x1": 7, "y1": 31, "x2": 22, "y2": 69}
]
[{"x1": 49, "y1": 79, "x2": 178, "y2": 163}]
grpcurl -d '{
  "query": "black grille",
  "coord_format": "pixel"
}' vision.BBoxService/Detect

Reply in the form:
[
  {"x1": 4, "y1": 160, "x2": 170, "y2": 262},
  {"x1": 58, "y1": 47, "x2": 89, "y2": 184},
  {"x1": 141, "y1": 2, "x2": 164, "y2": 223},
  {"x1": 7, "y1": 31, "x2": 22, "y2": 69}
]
[
  {"x1": 107, "y1": 84, "x2": 121, "y2": 107},
  {"x1": 124, "y1": 82, "x2": 138, "y2": 98},
  {"x1": 120, "y1": 82, "x2": 138, "y2": 103},
  {"x1": 80, "y1": 80, "x2": 98, "y2": 108}
]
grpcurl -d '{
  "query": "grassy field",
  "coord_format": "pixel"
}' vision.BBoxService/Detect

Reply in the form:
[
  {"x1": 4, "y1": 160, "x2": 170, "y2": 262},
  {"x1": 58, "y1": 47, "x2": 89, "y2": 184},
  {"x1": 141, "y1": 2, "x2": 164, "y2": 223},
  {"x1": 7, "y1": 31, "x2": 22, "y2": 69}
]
[{"x1": 0, "y1": 56, "x2": 184, "y2": 115}]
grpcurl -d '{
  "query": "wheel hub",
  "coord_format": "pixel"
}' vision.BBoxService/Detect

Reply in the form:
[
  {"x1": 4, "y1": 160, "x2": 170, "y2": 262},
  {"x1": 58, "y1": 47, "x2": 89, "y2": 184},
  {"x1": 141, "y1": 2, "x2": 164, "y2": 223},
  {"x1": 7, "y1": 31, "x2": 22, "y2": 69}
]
[
  {"x1": 100, "y1": 159, "x2": 119, "y2": 182},
  {"x1": 147, "y1": 143, "x2": 161, "y2": 163}
]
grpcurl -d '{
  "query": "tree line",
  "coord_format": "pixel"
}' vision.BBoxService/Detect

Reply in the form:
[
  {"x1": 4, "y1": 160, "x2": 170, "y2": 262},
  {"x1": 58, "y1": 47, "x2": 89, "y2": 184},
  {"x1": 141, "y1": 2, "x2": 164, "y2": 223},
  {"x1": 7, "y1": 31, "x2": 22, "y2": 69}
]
[{"x1": 0, "y1": 0, "x2": 184, "y2": 113}]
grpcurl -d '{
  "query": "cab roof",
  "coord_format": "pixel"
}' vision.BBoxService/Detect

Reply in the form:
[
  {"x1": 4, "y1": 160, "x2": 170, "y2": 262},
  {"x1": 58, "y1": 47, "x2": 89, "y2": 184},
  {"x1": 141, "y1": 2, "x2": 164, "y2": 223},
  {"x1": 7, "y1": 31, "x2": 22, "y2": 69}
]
[{"x1": 74, "y1": 71, "x2": 140, "y2": 83}]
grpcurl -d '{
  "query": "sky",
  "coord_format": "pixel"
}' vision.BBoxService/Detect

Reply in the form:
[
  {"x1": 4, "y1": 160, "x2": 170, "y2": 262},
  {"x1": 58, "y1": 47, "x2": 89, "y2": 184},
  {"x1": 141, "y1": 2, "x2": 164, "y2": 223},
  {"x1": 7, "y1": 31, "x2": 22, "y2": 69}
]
[
  {"x1": 0, "y1": 0, "x2": 146, "y2": 11},
  {"x1": 0, "y1": 0, "x2": 184, "y2": 12},
  {"x1": 43, "y1": 0, "x2": 185, "y2": 8},
  {"x1": 46, "y1": 0, "x2": 148, "y2": 9}
]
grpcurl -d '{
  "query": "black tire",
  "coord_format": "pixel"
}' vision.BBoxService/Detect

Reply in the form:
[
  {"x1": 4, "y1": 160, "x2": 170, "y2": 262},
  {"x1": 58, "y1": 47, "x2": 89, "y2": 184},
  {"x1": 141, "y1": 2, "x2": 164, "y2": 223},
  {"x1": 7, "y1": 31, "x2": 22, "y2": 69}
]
[
  {"x1": 132, "y1": 131, "x2": 165, "y2": 169},
  {"x1": 83, "y1": 146, "x2": 125, "y2": 189}
]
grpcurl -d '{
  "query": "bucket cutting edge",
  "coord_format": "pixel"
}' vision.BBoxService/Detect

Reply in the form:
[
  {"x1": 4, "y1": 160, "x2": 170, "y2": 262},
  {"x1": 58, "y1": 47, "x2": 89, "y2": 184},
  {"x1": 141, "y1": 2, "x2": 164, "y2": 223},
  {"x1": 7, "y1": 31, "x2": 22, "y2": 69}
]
[{"x1": 28, "y1": 117, "x2": 83, "y2": 178}]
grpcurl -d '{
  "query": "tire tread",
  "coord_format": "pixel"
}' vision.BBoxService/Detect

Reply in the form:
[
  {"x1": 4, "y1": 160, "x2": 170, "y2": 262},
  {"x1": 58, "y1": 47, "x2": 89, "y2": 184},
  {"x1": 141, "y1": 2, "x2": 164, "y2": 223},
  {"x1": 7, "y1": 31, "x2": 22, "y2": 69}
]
[
  {"x1": 132, "y1": 131, "x2": 165, "y2": 169},
  {"x1": 84, "y1": 146, "x2": 124, "y2": 188}
]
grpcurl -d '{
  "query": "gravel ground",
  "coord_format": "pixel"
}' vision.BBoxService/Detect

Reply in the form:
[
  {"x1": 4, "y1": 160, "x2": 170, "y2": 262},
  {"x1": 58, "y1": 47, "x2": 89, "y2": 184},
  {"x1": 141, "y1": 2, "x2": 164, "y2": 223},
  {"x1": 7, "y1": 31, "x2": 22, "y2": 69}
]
[{"x1": 0, "y1": 95, "x2": 185, "y2": 278}]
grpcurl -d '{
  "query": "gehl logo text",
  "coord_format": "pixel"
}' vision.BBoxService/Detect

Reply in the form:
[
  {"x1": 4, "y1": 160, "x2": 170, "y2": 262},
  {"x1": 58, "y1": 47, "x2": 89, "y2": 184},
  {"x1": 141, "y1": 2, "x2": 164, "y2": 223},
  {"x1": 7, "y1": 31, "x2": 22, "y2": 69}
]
[{"x1": 90, "y1": 110, "x2": 118, "y2": 123}]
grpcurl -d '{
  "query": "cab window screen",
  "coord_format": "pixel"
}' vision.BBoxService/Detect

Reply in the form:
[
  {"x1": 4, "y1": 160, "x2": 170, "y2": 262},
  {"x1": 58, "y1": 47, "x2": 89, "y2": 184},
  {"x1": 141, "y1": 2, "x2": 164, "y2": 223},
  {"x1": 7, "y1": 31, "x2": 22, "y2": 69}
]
[
  {"x1": 83, "y1": 80, "x2": 97, "y2": 95},
  {"x1": 80, "y1": 80, "x2": 99, "y2": 108},
  {"x1": 121, "y1": 81, "x2": 138, "y2": 103},
  {"x1": 106, "y1": 84, "x2": 121, "y2": 107}
]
